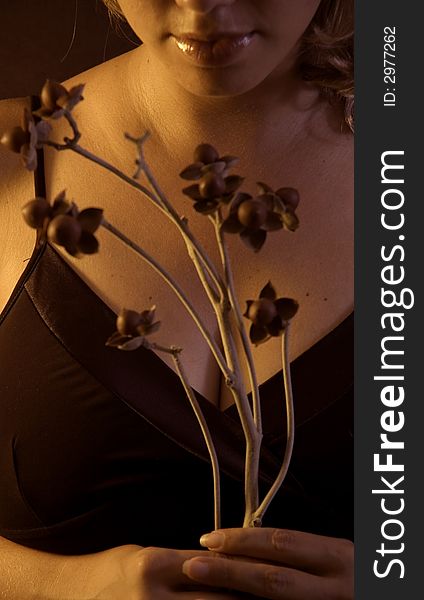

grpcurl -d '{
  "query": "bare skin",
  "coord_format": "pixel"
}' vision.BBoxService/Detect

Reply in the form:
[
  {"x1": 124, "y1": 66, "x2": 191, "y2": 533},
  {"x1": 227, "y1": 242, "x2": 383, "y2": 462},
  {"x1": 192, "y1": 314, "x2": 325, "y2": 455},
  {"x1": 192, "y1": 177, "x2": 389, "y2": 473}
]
[
  {"x1": 0, "y1": 1, "x2": 353, "y2": 597},
  {"x1": 184, "y1": 527, "x2": 354, "y2": 599},
  {"x1": 0, "y1": 49, "x2": 353, "y2": 408},
  {"x1": 0, "y1": 536, "x2": 248, "y2": 599}
]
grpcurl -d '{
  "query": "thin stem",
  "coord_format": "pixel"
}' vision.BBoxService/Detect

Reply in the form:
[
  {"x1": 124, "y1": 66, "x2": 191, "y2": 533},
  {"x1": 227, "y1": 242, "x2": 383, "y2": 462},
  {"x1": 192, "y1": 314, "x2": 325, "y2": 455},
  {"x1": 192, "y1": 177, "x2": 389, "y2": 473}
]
[
  {"x1": 44, "y1": 136, "x2": 224, "y2": 296},
  {"x1": 139, "y1": 340, "x2": 221, "y2": 530},
  {"x1": 182, "y1": 230, "x2": 221, "y2": 305},
  {"x1": 101, "y1": 218, "x2": 233, "y2": 385},
  {"x1": 170, "y1": 349, "x2": 221, "y2": 531},
  {"x1": 251, "y1": 325, "x2": 295, "y2": 525},
  {"x1": 213, "y1": 213, "x2": 262, "y2": 435},
  {"x1": 204, "y1": 288, "x2": 260, "y2": 525},
  {"x1": 63, "y1": 110, "x2": 80, "y2": 144},
  {"x1": 125, "y1": 132, "x2": 223, "y2": 297},
  {"x1": 45, "y1": 118, "x2": 262, "y2": 526},
  {"x1": 44, "y1": 139, "x2": 158, "y2": 200},
  {"x1": 209, "y1": 213, "x2": 262, "y2": 526}
]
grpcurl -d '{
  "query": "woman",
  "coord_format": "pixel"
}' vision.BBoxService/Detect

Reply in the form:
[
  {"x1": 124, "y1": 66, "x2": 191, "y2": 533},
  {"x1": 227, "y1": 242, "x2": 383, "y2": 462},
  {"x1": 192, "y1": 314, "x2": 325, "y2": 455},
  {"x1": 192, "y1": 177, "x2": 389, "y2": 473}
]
[{"x1": 0, "y1": 0, "x2": 354, "y2": 598}]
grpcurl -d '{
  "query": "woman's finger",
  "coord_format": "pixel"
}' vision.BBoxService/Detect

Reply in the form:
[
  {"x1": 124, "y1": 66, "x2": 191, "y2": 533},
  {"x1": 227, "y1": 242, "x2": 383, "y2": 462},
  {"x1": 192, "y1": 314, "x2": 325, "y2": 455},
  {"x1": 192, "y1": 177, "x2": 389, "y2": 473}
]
[
  {"x1": 182, "y1": 556, "x2": 339, "y2": 600},
  {"x1": 199, "y1": 528, "x2": 353, "y2": 574},
  {"x1": 135, "y1": 547, "x2": 210, "y2": 585}
]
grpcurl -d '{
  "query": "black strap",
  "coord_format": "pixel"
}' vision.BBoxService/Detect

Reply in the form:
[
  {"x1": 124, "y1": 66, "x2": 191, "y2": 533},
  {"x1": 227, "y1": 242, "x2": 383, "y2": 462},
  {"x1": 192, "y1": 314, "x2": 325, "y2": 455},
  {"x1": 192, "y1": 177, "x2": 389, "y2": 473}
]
[{"x1": 30, "y1": 94, "x2": 47, "y2": 199}]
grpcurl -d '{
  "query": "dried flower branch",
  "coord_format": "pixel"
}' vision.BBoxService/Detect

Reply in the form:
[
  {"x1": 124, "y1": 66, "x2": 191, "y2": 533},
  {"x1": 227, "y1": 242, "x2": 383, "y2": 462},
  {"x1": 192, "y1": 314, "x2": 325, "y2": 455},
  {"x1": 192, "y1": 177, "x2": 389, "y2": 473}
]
[
  {"x1": 251, "y1": 325, "x2": 295, "y2": 525},
  {"x1": 125, "y1": 134, "x2": 224, "y2": 301},
  {"x1": 221, "y1": 182, "x2": 299, "y2": 252},
  {"x1": 100, "y1": 217, "x2": 232, "y2": 383},
  {"x1": 106, "y1": 306, "x2": 161, "y2": 351},
  {"x1": 107, "y1": 307, "x2": 221, "y2": 530},
  {"x1": 22, "y1": 190, "x2": 102, "y2": 256},
  {"x1": 244, "y1": 282, "x2": 299, "y2": 346},
  {"x1": 34, "y1": 79, "x2": 85, "y2": 120},
  {"x1": 0, "y1": 108, "x2": 51, "y2": 171},
  {"x1": 180, "y1": 144, "x2": 243, "y2": 216},
  {"x1": 0, "y1": 80, "x2": 302, "y2": 530}
]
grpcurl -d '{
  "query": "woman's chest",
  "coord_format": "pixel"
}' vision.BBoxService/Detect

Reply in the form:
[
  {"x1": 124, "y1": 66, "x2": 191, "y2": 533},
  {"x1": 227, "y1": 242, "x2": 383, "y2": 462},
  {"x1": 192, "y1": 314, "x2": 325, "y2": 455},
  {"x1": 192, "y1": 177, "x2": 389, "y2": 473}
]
[{"x1": 43, "y1": 130, "x2": 353, "y2": 409}]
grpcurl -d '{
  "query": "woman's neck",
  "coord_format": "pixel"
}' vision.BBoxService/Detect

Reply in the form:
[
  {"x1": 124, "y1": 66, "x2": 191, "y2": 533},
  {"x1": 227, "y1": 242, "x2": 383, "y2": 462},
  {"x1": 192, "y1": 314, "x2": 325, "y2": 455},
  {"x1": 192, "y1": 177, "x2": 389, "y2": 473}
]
[{"x1": 120, "y1": 46, "x2": 322, "y2": 158}]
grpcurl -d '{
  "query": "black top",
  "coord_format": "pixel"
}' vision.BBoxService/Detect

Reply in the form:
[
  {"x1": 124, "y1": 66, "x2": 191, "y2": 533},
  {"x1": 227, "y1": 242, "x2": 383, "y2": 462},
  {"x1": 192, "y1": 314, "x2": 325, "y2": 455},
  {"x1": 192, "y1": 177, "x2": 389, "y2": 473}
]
[{"x1": 0, "y1": 102, "x2": 353, "y2": 555}]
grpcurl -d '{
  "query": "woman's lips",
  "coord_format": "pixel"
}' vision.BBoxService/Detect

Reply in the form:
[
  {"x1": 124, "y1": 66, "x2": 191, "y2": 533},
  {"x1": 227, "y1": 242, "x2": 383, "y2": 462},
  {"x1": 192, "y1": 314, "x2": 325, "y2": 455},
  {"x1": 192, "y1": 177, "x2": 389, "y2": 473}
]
[{"x1": 172, "y1": 33, "x2": 255, "y2": 66}]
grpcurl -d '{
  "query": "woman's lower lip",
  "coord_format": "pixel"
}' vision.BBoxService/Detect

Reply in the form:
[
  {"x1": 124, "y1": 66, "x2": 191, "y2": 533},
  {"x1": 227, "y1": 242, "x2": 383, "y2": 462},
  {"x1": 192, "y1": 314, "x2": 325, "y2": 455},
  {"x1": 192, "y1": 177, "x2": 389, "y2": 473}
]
[{"x1": 172, "y1": 33, "x2": 255, "y2": 67}]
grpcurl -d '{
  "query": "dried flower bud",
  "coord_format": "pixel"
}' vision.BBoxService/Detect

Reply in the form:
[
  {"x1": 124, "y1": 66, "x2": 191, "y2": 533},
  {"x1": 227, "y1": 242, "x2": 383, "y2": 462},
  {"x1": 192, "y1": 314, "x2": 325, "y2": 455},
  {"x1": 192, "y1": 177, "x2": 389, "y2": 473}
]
[
  {"x1": 244, "y1": 282, "x2": 298, "y2": 345},
  {"x1": 280, "y1": 211, "x2": 299, "y2": 232},
  {"x1": 47, "y1": 214, "x2": 82, "y2": 247},
  {"x1": 275, "y1": 187, "x2": 300, "y2": 211},
  {"x1": 40, "y1": 80, "x2": 68, "y2": 111},
  {"x1": 0, "y1": 126, "x2": 29, "y2": 153},
  {"x1": 77, "y1": 231, "x2": 99, "y2": 254},
  {"x1": 107, "y1": 306, "x2": 161, "y2": 351},
  {"x1": 237, "y1": 198, "x2": 268, "y2": 229},
  {"x1": 199, "y1": 172, "x2": 226, "y2": 198},
  {"x1": 21, "y1": 198, "x2": 51, "y2": 229},
  {"x1": 246, "y1": 298, "x2": 278, "y2": 326},
  {"x1": 116, "y1": 309, "x2": 142, "y2": 336},
  {"x1": 34, "y1": 80, "x2": 85, "y2": 119},
  {"x1": 194, "y1": 143, "x2": 219, "y2": 164}
]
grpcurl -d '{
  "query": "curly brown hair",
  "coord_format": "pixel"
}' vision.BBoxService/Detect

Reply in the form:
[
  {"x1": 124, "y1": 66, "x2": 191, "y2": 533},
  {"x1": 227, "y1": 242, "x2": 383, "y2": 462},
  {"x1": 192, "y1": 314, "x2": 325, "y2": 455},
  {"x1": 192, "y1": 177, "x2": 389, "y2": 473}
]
[{"x1": 102, "y1": 0, "x2": 354, "y2": 130}]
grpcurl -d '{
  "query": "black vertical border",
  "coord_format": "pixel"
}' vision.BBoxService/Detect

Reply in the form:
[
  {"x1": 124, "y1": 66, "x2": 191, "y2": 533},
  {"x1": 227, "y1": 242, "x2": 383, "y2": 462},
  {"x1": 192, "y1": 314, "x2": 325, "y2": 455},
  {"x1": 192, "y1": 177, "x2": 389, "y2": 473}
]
[{"x1": 356, "y1": 1, "x2": 423, "y2": 597}]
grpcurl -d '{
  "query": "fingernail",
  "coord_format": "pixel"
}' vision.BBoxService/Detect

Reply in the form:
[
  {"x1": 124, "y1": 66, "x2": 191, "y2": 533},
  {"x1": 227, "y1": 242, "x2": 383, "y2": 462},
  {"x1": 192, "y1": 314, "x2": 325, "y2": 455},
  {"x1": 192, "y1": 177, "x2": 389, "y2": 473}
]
[
  {"x1": 182, "y1": 558, "x2": 210, "y2": 579},
  {"x1": 199, "y1": 531, "x2": 224, "y2": 549}
]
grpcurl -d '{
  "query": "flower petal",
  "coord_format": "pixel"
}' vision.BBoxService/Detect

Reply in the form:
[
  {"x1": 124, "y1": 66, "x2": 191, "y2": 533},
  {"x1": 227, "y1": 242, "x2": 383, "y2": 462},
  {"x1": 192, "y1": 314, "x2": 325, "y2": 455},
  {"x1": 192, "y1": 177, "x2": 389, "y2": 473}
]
[
  {"x1": 144, "y1": 321, "x2": 161, "y2": 336},
  {"x1": 221, "y1": 213, "x2": 244, "y2": 233},
  {"x1": 256, "y1": 181, "x2": 274, "y2": 195},
  {"x1": 50, "y1": 109, "x2": 66, "y2": 120},
  {"x1": 224, "y1": 175, "x2": 244, "y2": 194},
  {"x1": 77, "y1": 231, "x2": 99, "y2": 255},
  {"x1": 77, "y1": 208, "x2": 104, "y2": 233},
  {"x1": 259, "y1": 282, "x2": 277, "y2": 301},
  {"x1": 240, "y1": 228, "x2": 267, "y2": 252},
  {"x1": 220, "y1": 155, "x2": 239, "y2": 170},
  {"x1": 106, "y1": 332, "x2": 132, "y2": 347},
  {"x1": 267, "y1": 316, "x2": 285, "y2": 337},
  {"x1": 63, "y1": 243, "x2": 81, "y2": 258},
  {"x1": 281, "y1": 210, "x2": 299, "y2": 232},
  {"x1": 201, "y1": 161, "x2": 227, "y2": 175},
  {"x1": 64, "y1": 83, "x2": 85, "y2": 110},
  {"x1": 275, "y1": 298, "x2": 299, "y2": 320},
  {"x1": 276, "y1": 187, "x2": 300, "y2": 211},
  {"x1": 35, "y1": 120, "x2": 52, "y2": 143},
  {"x1": 51, "y1": 195, "x2": 72, "y2": 217},
  {"x1": 262, "y1": 211, "x2": 283, "y2": 231},
  {"x1": 140, "y1": 306, "x2": 156, "y2": 325},
  {"x1": 117, "y1": 336, "x2": 146, "y2": 351},
  {"x1": 193, "y1": 200, "x2": 219, "y2": 214},
  {"x1": 249, "y1": 323, "x2": 269, "y2": 345},
  {"x1": 255, "y1": 193, "x2": 274, "y2": 211},
  {"x1": 21, "y1": 144, "x2": 37, "y2": 171},
  {"x1": 179, "y1": 162, "x2": 204, "y2": 180},
  {"x1": 243, "y1": 299, "x2": 254, "y2": 318},
  {"x1": 182, "y1": 184, "x2": 203, "y2": 200}
]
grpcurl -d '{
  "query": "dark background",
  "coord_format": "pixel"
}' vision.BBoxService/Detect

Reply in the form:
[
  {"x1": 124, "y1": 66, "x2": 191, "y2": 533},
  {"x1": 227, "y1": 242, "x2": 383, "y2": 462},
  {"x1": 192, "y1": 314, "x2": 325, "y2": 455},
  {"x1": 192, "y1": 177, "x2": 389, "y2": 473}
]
[{"x1": 0, "y1": 0, "x2": 137, "y2": 100}]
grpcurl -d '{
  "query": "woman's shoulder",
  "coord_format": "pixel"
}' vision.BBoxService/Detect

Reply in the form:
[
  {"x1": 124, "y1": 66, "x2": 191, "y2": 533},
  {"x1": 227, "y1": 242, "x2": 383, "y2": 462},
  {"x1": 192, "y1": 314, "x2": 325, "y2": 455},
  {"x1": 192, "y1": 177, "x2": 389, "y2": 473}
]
[
  {"x1": 62, "y1": 50, "x2": 132, "y2": 105},
  {"x1": 0, "y1": 96, "x2": 39, "y2": 314},
  {"x1": 0, "y1": 51, "x2": 134, "y2": 315}
]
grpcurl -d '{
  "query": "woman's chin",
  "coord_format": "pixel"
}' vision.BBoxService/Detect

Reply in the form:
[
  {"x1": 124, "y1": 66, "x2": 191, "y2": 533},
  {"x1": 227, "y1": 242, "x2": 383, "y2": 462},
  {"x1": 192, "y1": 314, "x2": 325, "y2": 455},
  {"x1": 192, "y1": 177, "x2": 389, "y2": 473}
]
[{"x1": 170, "y1": 65, "x2": 268, "y2": 99}]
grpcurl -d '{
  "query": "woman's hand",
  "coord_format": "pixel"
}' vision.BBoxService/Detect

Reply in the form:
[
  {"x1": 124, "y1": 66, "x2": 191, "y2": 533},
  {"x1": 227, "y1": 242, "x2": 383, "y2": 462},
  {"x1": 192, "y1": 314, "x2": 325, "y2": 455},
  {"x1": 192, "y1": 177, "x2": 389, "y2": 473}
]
[
  {"x1": 181, "y1": 528, "x2": 354, "y2": 600},
  {"x1": 86, "y1": 544, "x2": 249, "y2": 600}
]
